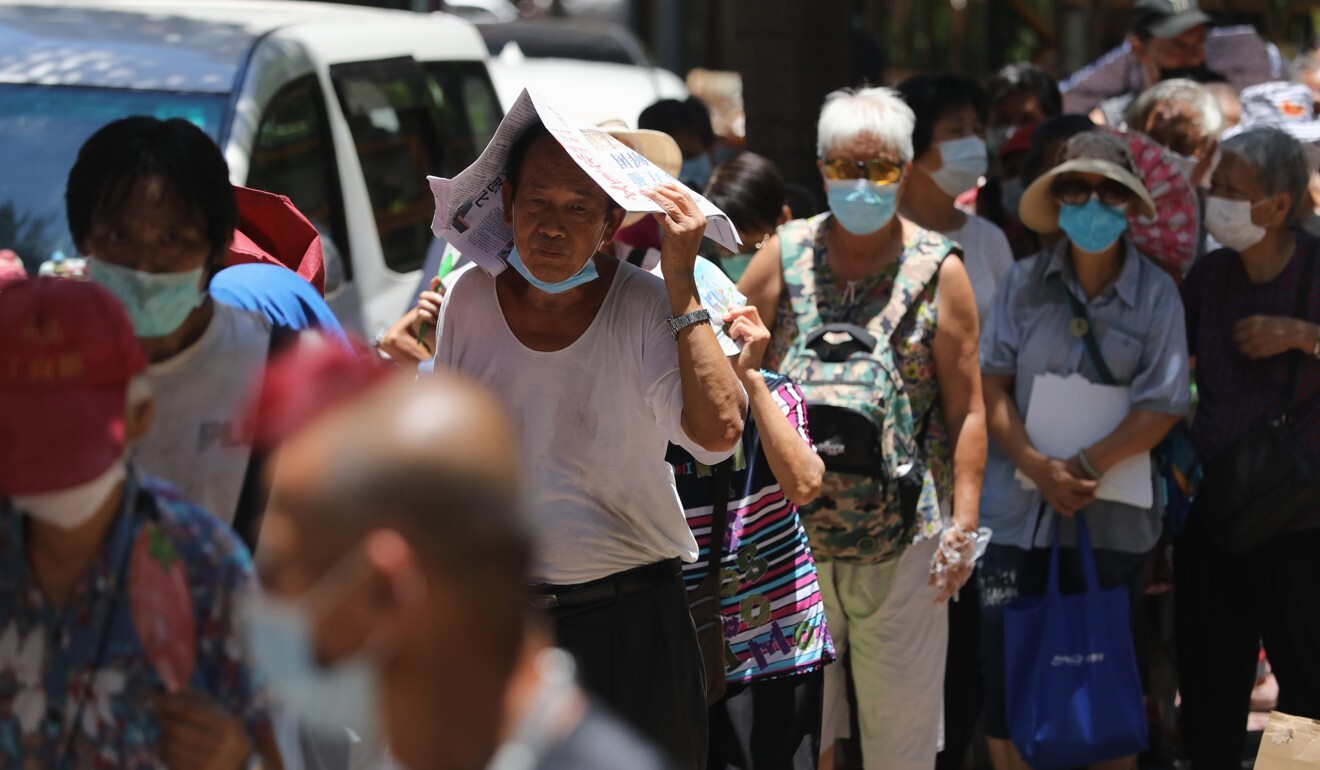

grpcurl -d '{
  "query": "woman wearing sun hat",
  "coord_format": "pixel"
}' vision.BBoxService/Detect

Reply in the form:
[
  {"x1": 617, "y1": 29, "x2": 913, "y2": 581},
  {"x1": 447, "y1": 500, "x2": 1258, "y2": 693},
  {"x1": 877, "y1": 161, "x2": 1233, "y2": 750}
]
[{"x1": 976, "y1": 131, "x2": 1192, "y2": 769}]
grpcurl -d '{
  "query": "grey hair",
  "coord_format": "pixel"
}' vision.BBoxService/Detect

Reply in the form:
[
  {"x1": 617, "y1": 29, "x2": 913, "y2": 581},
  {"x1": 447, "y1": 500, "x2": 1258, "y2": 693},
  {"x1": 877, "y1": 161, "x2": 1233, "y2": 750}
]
[
  {"x1": 1125, "y1": 78, "x2": 1225, "y2": 140},
  {"x1": 1221, "y1": 126, "x2": 1314, "y2": 225},
  {"x1": 817, "y1": 87, "x2": 916, "y2": 162}
]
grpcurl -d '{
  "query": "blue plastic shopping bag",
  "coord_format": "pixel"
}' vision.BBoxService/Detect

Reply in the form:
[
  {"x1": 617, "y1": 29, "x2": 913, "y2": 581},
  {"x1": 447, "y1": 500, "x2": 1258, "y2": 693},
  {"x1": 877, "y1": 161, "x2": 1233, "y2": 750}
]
[{"x1": 1003, "y1": 513, "x2": 1147, "y2": 769}]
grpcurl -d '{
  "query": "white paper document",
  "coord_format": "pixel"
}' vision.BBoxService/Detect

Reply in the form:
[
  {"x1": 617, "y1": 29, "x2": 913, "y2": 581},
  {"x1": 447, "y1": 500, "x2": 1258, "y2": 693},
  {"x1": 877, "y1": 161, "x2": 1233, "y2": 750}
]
[
  {"x1": 1016, "y1": 373, "x2": 1153, "y2": 509},
  {"x1": 427, "y1": 88, "x2": 742, "y2": 277}
]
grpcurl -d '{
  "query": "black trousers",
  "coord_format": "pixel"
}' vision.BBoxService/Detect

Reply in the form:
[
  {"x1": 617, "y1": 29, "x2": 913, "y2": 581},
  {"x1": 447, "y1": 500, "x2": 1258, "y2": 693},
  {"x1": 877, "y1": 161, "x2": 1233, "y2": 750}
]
[
  {"x1": 546, "y1": 561, "x2": 708, "y2": 770},
  {"x1": 707, "y1": 669, "x2": 824, "y2": 770},
  {"x1": 937, "y1": 572, "x2": 982, "y2": 770},
  {"x1": 1175, "y1": 524, "x2": 1320, "y2": 769}
]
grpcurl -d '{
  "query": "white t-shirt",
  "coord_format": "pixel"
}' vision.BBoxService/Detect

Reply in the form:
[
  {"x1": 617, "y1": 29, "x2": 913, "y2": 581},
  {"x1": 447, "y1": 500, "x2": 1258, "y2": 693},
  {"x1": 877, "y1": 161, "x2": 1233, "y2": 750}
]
[
  {"x1": 436, "y1": 262, "x2": 732, "y2": 584},
  {"x1": 942, "y1": 214, "x2": 1015, "y2": 330},
  {"x1": 136, "y1": 302, "x2": 271, "y2": 524}
]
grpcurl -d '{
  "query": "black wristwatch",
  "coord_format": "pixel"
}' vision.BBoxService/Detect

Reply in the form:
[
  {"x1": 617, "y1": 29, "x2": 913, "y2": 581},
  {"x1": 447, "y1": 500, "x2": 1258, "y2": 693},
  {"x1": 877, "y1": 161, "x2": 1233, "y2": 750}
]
[{"x1": 668, "y1": 308, "x2": 712, "y2": 339}]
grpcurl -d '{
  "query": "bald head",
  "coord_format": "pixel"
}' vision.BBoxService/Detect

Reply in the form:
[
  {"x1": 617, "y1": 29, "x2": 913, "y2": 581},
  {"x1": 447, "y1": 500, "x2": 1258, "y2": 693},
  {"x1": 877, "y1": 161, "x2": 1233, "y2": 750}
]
[
  {"x1": 267, "y1": 372, "x2": 529, "y2": 586},
  {"x1": 257, "y1": 374, "x2": 535, "y2": 770}
]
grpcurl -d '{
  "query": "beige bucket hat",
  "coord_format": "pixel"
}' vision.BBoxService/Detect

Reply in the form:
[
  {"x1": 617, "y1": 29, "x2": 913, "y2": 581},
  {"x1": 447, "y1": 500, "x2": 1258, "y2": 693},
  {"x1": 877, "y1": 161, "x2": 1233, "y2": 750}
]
[{"x1": 1019, "y1": 132, "x2": 1158, "y2": 234}]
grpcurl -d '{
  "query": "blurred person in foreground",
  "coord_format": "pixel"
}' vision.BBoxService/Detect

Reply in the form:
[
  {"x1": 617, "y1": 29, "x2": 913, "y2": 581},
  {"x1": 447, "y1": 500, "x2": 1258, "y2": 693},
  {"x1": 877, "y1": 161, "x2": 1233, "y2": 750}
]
[
  {"x1": 978, "y1": 131, "x2": 1190, "y2": 770},
  {"x1": 897, "y1": 73, "x2": 1015, "y2": 327},
  {"x1": 740, "y1": 86, "x2": 986, "y2": 769},
  {"x1": 68, "y1": 117, "x2": 282, "y2": 544},
  {"x1": 0, "y1": 277, "x2": 279, "y2": 769},
  {"x1": 1093, "y1": 0, "x2": 1221, "y2": 128},
  {"x1": 253, "y1": 373, "x2": 675, "y2": 770},
  {"x1": 430, "y1": 121, "x2": 745, "y2": 768},
  {"x1": 702, "y1": 152, "x2": 792, "y2": 283},
  {"x1": 1177, "y1": 126, "x2": 1320, "y2": 769}
]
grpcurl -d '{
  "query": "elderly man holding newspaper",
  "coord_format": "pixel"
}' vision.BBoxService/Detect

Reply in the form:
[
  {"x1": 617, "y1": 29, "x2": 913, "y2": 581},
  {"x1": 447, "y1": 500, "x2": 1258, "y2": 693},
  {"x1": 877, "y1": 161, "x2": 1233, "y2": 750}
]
[{"x1": 427, "y1": 93, "x2": 747, "y2": 768}]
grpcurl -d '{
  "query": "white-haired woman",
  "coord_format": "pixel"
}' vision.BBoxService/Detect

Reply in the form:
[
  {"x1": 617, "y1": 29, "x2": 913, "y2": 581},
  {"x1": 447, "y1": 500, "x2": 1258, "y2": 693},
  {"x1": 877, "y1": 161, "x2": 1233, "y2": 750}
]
[
  {"x1": 1124, "y1": 78, "x2": 1224, "y2": 181},
  {"x1": 978, "y1": 131, "x2": 1191, "y2": 770},
  {"x1": 1178, "y1": 126, "x2": 1320, "y2": 766},
  {"x1": 740, "y1": 86, "x2": 987, "y2": 769}
]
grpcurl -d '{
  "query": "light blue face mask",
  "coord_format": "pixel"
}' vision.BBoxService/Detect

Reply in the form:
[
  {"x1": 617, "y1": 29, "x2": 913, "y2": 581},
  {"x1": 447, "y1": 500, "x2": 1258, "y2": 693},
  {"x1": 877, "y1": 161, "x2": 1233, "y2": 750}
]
[
  {"x1": 506, "y1": 246, "x2": 599, "y2": 294},
  {"x1": 88, "y1": 257, "x2": 205, "y2": 338},
  {"x1": 1058, "y1": 198, "x2": 1129, "y2": 253},
  {"x1": 242, "y1": 560, "x2": 381, "y2": 739},
  {"x1": 826, "y1": 179, "x2": 899, "y2": 235},
  {"x1": 680, "y1": 154, "x2": 713, "y2": 189}
]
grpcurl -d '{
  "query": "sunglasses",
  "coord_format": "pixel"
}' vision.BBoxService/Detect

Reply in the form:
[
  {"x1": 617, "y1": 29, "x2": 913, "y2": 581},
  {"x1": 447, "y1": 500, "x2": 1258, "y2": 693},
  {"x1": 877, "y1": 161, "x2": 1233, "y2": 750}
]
[
  {"x1": 822, "y1": 157, "x2": 905, "y2": 185},
  {"x1": 1052, "y1": 177, "x2": 1134, "y2": 208}
]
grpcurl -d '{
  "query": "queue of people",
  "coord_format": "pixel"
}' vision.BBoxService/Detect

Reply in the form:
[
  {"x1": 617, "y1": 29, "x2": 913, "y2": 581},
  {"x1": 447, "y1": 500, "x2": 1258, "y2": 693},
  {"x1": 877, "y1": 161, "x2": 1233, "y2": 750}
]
[{"x1": 4, "y1": 0, "x2": 1320, "y2": 767}]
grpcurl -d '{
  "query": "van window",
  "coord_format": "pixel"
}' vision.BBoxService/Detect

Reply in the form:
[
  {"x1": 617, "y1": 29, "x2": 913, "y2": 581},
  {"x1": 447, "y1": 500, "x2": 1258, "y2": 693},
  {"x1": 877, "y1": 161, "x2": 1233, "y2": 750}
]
[
  {"x1": 331, "y1": 58, "x2": 445, "y2": 274},
  {"x1": 245, "y1": 76, "x2": 351, "y2": 278},
  {"x1": 421, "y1": 61, "x2": 503, "y2": 173}
]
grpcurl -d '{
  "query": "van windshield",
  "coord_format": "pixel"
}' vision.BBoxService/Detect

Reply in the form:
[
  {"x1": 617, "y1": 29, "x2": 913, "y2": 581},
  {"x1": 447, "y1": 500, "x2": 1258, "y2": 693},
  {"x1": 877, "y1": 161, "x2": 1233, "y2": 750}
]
[{"x1": 0, "y1": 84, "x2": 227, "y2": 271}]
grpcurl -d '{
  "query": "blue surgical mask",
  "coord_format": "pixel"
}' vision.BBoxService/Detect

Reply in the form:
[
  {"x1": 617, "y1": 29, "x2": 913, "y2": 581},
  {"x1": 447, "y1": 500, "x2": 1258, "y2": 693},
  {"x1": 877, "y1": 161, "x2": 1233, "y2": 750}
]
[
  {"x1": 923, "y1": 136, "x2": 988, "y2": 198},
  {"x1": 242, "y1": 560, "x2": 382, "y2": 739},
  {"x1": 1058, "y1": 198, "x2": 1129, "y2": 253},
  {"x1": 506, "y1": 246, "x2": 599, "y2": 294},
  {"x1": 89, "y1": 257, "x2": 205, "y2": 338},
  {"x1": 680, "y1": 154, "x2": 713, "y2": 189},
  {"x1": 826, "y1": 179, "x2": 899, "y2": 235}
]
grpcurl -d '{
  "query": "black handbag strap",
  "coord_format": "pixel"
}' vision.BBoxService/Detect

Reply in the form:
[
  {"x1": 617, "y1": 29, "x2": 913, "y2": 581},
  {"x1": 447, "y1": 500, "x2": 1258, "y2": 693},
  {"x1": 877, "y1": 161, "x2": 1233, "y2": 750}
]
[
  {"x1": 1060, "y1": 281, "x2": 1118, "y2": 387},
  {"x1": 707, "y1": 459, "x2": 734, "y2": 575}
]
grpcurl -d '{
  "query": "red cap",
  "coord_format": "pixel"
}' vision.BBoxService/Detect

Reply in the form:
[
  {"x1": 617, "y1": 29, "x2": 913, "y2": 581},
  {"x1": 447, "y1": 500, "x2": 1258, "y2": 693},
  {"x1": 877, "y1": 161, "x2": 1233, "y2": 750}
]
[
  {"x1": 0, "y1": 278, "x2": 148, "y2": 495},
  {"x1": 998, "y1": 121, "x2": 1040, "y2": 159},
  {"x1": 244, "y1": 335, "x2": 391, "y2": 451},
  {"x1": 226, "y1": 186, "x2": 326, "y2": 296}
]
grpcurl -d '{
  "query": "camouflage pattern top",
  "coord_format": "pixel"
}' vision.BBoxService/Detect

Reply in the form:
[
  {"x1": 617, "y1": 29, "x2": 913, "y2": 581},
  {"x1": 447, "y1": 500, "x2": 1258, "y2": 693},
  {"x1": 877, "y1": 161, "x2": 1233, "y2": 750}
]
[{"x1": 771, "y1": 213, "x2": 957, "y2": 562}]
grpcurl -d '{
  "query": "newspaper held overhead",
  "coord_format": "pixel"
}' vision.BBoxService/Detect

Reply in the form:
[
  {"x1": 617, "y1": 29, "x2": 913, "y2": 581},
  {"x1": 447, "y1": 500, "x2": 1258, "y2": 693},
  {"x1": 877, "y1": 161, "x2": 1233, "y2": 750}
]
[{"x1": 428, "y1": 88, "x2": 742, "y2": 277}]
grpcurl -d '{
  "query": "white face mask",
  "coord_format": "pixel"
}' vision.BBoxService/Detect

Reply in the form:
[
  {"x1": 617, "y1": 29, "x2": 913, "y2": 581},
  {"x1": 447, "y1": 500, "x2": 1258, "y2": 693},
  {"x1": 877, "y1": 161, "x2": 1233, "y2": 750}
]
[
  {"x1": 1205, "y1": 196, "x2": 1269, "y2": 252},
  {"x1": 242, "y1": 551, "x2": 395, "y2": 739},
  {"x1": 1168, "y1": 151, "x2": 1198, "y2": 181},
  {"x1": 924, "y1": 135, "x2": 988, "y2": 198},
  {"x1": 11, "y1": 460, "x2": 126, "y2": 530}
]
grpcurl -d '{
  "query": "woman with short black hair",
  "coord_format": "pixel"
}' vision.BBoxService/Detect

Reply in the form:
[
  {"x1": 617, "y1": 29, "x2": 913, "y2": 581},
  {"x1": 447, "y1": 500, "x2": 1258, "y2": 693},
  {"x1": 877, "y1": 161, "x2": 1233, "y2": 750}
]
[{"x1": 897, "y1": 73, "x2": 1015, "y2": 329}]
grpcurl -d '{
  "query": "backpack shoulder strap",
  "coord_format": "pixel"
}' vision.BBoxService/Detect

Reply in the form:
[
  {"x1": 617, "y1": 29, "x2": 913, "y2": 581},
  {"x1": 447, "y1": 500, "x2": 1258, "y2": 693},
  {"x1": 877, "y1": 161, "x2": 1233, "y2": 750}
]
[
  {"x1": 232, "y1": 324, "x2": 300, "y2": 551},
  {"x1": 866, "y1": 227, "x2": 955, "y2": 341},
  {"x1": 779, "y1": 213, "x2": 831, "y2": 333}
]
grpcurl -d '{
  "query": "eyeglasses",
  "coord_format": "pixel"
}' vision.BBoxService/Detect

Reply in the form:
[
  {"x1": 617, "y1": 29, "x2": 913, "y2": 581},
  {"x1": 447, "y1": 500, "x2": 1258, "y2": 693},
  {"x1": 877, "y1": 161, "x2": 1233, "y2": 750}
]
[
  {"x1": 1052, "y1": 177, "x2": 1134, "y2": 208},
  {"x1": 822, "y1": 157, "x2": 905, "y2": 185}
]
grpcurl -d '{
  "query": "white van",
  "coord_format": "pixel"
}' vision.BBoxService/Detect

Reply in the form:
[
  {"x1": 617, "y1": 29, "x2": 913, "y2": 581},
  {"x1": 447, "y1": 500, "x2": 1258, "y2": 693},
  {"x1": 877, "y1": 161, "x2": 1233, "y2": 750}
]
[{"x1": 0, "y1": 0, "x2": 504, "y2": 338}]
